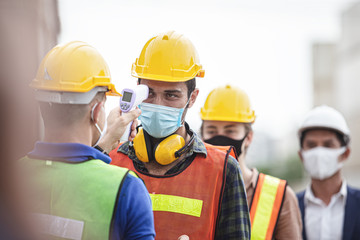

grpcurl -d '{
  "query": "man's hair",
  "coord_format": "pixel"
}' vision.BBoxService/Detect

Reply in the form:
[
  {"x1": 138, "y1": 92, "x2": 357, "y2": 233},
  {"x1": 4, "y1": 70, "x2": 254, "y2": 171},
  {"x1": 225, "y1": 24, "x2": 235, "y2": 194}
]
[
  {"x1": 138, "y1": 78, "x2": 196, "y2": 99},
  {"x1": 39, "y1": 92, "x2": 105, "y2": 129},
  {"x1": 300, "y1": 128, "x2": 348, "y2": 148}
]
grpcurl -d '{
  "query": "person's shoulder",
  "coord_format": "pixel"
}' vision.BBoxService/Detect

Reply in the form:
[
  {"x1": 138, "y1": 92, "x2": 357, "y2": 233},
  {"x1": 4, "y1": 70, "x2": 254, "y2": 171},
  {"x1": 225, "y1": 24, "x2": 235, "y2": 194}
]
[
  {"x1": 296, "y1": 189, "x2": 306, "y2": 199},
  {"x1": 283, "y1": 185, "x2": 300, "y2": 205},
  {"x1": 123, "y1": 171, "x2": 144, "y2": 186},
  {"x1": 224, "y1": 155, "x2": 240, "y2": 172},
  {"x1": 118, "y1": 172, "x2": 149, "y2": 204},
  {"x1": 347, "y1": 185, "x2": 360, "y2": 199}
]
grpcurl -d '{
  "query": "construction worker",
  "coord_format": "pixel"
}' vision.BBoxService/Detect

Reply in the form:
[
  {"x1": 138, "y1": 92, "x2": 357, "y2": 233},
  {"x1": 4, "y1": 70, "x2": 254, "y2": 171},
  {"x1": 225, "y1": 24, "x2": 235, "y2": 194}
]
[
  {"x1": 296, "y1": 105, "x2": 360, "y2": 240},
  {"x1": 200, "y1": 85, "x2": 302, "y2": 240},
  {"x1": 20, "y1": 41, "x2": 155, "y2": 240},
  {"x1": 110, "y1": 31, "x2": 251, "y2": 240}
]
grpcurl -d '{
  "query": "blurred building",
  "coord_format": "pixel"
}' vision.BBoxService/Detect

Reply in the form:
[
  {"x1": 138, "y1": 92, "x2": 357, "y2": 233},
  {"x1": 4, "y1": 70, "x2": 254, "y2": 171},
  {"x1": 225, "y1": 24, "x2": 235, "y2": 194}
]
[
  {"x1": 313, "y1": 1, "x2": 360, "y2": 187},
  {"x1": 0, "y1": 0, "x2": 59, "y2": 238},
  {"x1": 0, "y1": 0, "x2": 60, "y2": 158}
]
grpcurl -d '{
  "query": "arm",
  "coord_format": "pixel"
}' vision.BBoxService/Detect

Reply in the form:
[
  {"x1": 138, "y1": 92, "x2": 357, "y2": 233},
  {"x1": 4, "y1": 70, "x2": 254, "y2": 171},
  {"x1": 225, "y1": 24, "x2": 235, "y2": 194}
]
[
  {"x1": 273, "y1": 186, "x2": 303, "y2": 240},
  {"x1": 112, "y1": 173, "x2": 155, "y2": 240},
  {"x1": 215, "y1": 156, "x2": 251, "y2": 240},
  {"x1": 97, "y1": 107, "x2": 141, "y2": 153}
]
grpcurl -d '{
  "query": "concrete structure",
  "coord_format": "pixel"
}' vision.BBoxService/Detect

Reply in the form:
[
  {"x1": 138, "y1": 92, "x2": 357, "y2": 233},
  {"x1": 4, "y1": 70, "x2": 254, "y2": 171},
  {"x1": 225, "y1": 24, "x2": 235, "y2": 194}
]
[{"x1": 312, "y1": 1, "x2": 360, "y2": 187}]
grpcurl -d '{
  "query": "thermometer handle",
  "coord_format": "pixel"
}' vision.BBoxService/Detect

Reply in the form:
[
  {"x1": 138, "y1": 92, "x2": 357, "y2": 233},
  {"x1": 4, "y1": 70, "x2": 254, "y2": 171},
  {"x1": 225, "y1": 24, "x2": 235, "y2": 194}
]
[{"x1": 120, "y1": 112, "x2": 133, "y2": 142}]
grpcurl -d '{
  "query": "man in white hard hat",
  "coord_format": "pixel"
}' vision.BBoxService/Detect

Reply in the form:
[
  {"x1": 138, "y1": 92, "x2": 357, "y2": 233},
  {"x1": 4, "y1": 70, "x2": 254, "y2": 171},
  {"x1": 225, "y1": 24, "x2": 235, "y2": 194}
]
[{"x1": 297, "y1": 105, "x2": 360, "y2": 240}]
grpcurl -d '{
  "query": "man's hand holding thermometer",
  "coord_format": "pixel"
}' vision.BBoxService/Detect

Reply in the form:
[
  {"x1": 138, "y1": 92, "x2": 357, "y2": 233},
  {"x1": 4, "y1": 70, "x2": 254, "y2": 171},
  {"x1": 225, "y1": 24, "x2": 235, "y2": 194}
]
[
  {"x1": 119, "y1": 84, "x2": 149, "y2": 142},
  {"x1": 95, "y1": 85, "x2": 148, "y2": 154}
]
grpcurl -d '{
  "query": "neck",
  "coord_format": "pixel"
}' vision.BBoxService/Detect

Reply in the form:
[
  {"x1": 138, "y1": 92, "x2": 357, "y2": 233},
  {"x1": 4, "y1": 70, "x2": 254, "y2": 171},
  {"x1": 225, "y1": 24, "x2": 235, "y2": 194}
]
[
  {"x1": 237, "y1": 154, "x2": 252, "y2": 186},
  {"x1": 310, "y1": 171, "x2": 343, "y2": 205},
  {"x1": 145, "y1": 125, "x2": 189, "y2": 176},
  {"x1": 43, "y1": 123, "x2": 94, "y2": 146},
  {"x1": 176, "y1": 125, "x2": 188, "y2": 142}
]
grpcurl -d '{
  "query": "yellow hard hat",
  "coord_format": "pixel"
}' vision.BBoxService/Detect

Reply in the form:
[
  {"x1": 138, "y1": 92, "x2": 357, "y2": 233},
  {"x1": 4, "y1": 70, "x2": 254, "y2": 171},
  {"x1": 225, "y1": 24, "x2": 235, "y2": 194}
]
[
  {"x1": 200, "y1": 85, "x2": 256, "y2": 123},
  {"x1": 132, "y1": 31, "x2": 205, "y2": 82},
  {"x1": 31, "y1": 41, "x2": 121, "y2": 103}
]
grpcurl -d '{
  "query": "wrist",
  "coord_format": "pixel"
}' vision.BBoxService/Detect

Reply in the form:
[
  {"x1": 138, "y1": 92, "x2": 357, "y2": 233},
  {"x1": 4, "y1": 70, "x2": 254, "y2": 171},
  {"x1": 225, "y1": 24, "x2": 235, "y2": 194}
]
[{"x1": 96, "y1": 134, "x2": 120, "y2": 154}]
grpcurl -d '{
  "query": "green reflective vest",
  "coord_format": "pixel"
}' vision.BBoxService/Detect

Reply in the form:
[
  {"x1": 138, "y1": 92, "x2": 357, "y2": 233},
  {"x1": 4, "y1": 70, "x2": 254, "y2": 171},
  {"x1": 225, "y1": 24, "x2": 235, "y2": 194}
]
[{"x1": 20, "y1": 156, "x2": 130, "y2": 240}]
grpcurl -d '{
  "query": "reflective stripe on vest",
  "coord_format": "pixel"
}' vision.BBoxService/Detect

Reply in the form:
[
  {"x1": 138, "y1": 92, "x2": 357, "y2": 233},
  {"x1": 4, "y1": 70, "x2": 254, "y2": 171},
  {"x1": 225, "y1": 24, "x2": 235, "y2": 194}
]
[
  {"x1": 149, "y1": 193, "x2": 203, "y2": 217},
  {"x1": 250, "y1": 173, "x2": 287, "y2": 240},
  {"x1": 32, "y1": 213, "x2": 84, "y2": 240},
  {"x1": 20, "y1": 157, "x2": 130, "y2": 240},
  {"x1": 110, "y1": 144, "x2": 228, "y2": 240}
]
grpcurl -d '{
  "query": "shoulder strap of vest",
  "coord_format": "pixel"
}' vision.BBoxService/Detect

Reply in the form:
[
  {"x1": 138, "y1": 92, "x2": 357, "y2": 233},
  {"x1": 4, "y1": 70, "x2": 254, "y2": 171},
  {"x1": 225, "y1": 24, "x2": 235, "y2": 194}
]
[
  {"x1": 250, "y1": 173, "x2": 287, "y2": 240},
  {"x1": 203, "y1": 143, "x2": 238, "y2": 159}
]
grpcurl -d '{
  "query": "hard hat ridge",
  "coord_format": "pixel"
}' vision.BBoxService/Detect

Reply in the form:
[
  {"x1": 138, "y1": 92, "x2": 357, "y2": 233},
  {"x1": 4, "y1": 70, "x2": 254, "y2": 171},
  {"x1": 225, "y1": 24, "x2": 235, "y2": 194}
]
[
  {"x1": 31, "y1": 41, "x2": 121, "y2": 104},
  {"x1": 132, "y1": 31, "x2": 205, "y2": 82}
]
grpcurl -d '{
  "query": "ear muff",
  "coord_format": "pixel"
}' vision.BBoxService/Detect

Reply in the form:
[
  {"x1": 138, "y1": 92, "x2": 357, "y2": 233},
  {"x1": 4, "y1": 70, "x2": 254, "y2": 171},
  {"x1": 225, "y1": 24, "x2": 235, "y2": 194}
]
[
  {"x1": 132, "y1": 127, "x2": 195, "y2": 165},
  {"x1": 154, "y1": 134, "x2": 185, "y2": 165},
  {"x1": 133, "y1": 128, "x2": 152, "y2": 163}
]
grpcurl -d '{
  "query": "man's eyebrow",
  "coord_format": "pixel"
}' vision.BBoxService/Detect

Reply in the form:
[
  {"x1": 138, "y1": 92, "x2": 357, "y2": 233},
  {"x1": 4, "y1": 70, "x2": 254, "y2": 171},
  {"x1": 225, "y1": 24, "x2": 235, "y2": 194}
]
[
  {"x1": 224, "y1": 125, "x2": 237, "y2": 129},
  {"x1": 205, "y1": 126, "x2": 217, "y2": 129},
  {"x1": 164, "y1": 89, "x2": 183, "y2": 94}
]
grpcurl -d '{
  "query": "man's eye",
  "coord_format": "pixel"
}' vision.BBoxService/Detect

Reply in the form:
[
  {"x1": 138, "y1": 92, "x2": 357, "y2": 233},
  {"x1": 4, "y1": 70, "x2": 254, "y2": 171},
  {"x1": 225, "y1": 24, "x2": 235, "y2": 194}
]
[
  {"x1": 166, "y1": 93, "x2": 177, "y2": 98},
  {"x1": 305, "y1": 143, "x2": 316, "y2": 148},
  {"x1": 225, "y1": 130, "x2": 235, "y2": 135},
  {"x1": 324, "y1": 143, "x2": 336, "y2": 148},
  {"x1": 206, "y1": 130, "x2": 216, "y2": 135}
]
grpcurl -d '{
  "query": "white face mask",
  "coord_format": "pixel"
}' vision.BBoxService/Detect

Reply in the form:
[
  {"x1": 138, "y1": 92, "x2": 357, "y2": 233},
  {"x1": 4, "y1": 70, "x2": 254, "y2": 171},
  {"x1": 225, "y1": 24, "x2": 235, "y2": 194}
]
[
  {"x1": 91, "y1": 103, "x2": 107, "y2": 146},
  {"x1": 301, "y1": 146, "x2": 346, "y2": 180}
]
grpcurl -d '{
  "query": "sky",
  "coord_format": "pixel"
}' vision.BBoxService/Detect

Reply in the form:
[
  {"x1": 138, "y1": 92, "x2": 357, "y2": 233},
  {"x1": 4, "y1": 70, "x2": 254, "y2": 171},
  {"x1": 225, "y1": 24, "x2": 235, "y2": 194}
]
[{"x1": 58, "y1": 0, "x2": 357, "y2": 142}]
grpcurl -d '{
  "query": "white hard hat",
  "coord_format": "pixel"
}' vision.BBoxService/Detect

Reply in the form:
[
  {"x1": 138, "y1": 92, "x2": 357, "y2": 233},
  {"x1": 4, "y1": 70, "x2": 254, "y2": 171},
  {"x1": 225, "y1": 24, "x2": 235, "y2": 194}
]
[{"x1": 298, "y1": 105, "x2": 350, "y2": 144}]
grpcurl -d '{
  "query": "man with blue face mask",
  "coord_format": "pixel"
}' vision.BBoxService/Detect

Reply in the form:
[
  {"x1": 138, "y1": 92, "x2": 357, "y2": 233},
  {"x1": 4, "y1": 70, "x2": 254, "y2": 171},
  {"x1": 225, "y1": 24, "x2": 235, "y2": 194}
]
[
  {"x1": 110, "y1": 31, "x2": 251, "y2": 240},
  {"x1": 297, "y1": 105, "x2": 360, "y2": 240}
]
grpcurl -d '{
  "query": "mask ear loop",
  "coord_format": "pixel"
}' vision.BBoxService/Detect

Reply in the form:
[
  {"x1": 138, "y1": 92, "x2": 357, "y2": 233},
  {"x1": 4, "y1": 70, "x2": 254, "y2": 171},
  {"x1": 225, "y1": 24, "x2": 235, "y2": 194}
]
[
  {"x1": 180, "y1": 92, "x2": 193, "y2": 126},
  {"x1": 91, "y1": 102, "x2": 103, "y2": 133},
  {"x1": 174, "y1": 124, "x2": 195, "y2": 158}
]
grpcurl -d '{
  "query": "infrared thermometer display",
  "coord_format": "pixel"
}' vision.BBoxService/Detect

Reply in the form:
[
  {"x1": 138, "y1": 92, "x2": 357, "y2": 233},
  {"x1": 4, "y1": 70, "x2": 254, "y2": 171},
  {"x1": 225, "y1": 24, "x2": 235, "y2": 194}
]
[{"x1": 119, "y1": 84, "x2": 149, "y2": 141}]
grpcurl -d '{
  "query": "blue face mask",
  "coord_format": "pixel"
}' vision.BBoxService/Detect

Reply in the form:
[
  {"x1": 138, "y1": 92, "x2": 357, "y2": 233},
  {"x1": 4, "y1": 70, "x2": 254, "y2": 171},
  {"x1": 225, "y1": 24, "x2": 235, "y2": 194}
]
[{"x1": 139, "y1": 101, "x2": 188, "y2": 138}]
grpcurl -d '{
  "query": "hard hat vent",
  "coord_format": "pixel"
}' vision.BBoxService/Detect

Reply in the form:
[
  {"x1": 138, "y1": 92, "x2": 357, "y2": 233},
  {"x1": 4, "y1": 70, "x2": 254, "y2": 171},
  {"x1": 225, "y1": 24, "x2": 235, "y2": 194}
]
[{"x1": 162, "y1": 35, "x2": 169, "y2": 40}]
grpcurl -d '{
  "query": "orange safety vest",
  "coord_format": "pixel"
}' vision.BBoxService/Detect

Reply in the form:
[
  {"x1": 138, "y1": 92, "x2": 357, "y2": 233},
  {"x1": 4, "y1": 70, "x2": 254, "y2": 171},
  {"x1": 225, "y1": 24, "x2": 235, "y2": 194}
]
[
  {"x1": 250, "y1": 173, "x2": 287, "y2": 240},
  {"x1": 203, "y1": 143, "x2": 237, "y2": 159},
  {"x1": 110, "y1": 144, "x2": 229, "y2": 240}
]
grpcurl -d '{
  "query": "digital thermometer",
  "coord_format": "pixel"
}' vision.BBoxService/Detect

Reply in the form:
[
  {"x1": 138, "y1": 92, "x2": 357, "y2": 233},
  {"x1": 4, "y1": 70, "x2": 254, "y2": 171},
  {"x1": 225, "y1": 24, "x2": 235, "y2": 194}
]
[{"x1": 119, "y1": 84, "x2": 149, "y2": 141}]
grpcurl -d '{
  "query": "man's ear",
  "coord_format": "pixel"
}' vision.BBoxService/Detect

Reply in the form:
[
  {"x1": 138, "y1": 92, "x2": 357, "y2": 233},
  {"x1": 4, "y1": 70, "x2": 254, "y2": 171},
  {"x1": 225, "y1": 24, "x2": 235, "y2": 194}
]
[
  {"x1": 244, "y1": 130, "x2": 254, "y2": 148},
  {"x1": 187, "y1": 88, "x2": 199, "y2": 108},
  {"x1": 339, "y1": 147, "x2": 351, "y2": 162},
  {"x1": 91, "y1": 101, "x2": 104, "y2": 124}
]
